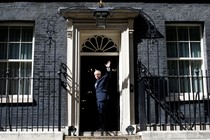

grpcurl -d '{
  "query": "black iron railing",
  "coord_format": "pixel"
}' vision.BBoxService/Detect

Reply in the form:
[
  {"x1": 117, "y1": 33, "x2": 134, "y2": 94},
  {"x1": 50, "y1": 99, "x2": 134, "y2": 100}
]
[
  {"x1": 138, "y1": 60, "x2": 210, "y2": 131},
  {"x1": 1, "y1": 60, "x2": 210, "y2": 132},
  {"x1": 0, "y1": 71, "x2": 64, "y2": 132}
]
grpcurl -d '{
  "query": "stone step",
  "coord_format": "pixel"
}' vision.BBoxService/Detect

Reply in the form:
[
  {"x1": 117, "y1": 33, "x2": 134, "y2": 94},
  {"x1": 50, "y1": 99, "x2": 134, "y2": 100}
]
[
  {"x1": 80, "y1": 131, "x2": 123, "y2": 136},
  {"x1": 65, "y1": 135, "x2": 141, "y2": 140}
]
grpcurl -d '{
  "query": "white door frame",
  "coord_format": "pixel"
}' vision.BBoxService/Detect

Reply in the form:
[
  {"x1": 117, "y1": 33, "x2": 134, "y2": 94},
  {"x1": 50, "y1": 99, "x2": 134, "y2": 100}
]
[{"x1": 66, "y1": 19, "x2": 135, "y2": 135}]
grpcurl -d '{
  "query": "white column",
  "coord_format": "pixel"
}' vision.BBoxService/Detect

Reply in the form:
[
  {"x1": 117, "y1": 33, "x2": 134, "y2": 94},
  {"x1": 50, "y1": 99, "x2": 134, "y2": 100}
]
[
  {"x1": 119, "y1": 27, "x2": 131, "y2": 134},
  {"x1": 66, "y1": 19, "x2": 80, "y2": 136}
]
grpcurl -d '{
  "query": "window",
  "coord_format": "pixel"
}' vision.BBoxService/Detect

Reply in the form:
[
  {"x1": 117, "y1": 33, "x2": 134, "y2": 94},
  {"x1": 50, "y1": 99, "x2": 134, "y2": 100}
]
[
  {"x1": 81, "y1": 35, "x2": 118, "y2": 53},
  {"x1": 166, "y1": 24, "x2": 204, "y2": 98},
  {"x1": 0, "y1": 23, "x2": 34, "y2": 103}
]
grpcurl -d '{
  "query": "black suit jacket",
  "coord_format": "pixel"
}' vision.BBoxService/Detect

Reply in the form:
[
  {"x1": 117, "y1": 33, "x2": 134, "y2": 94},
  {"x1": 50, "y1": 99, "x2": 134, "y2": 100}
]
[{"x1": 95, "y1": 70, "x2": 111, "y2": 102}]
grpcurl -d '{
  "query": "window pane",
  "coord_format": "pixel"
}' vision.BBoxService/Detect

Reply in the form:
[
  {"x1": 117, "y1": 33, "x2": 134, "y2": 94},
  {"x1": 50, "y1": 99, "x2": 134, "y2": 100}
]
[
  {"x1": 168, "y1": 60, "x2": 178, "y2": 75},
  {"x1": 189, "y1": 26, "x2": 200, "y2": 41},
  {"x1": 0, "y1": 26, "x2": 8, "y2": 42},
  {"x1": 191, "y1": 60, "x2": 202, "y2": 75},
  {"x1": 21, "y1": 43, "x2": 32, "y2": 59},
  {"x1": 20, "y1": 78, "x2": 31, "y2": 95},
  {"x1": 178, "y1": 26, "x2": 188, "y2": 41},
  {"x1": 179, "y1": 42, "x2": 189, "y2": 57},
  {"x1": 8, "y1": 62, "x2": 19, "y2": 95},
  {"x1": 0, "y1": 62, "x2": 7, "y2": 95},
  {"x1": 9, "y1": 27, "x2": 21, "y2": 42},
  {"x1": 180, "y1": 77, "x2": 190, "y2": 92},
  {"x1": 0, "y1": 43, "x2": 7, "y2": 59},
  {"x1": 21, "y1": 62, "x2": 32, "y2": 77},
  {"x1": 166, "y1": 26, "x2": 177, "y2": 41},
  {"x1": 0, "y1": 78, "x2": 6, "y2": 95},
  {"x1": 22, "y1": 26, "x2": 33, "y2": 42},
  {"x1": 8, "y1": 79, "x2": 19, "y2": 95},
  {"x1": 20, "y1": 62, "x2": 32, "y2": 95},
  {"x1": 167, "y1": 42, "x2": 178, "y2": 57},
  {"x1": 169, "y1": 77, "x2": 179, "y2": 93},
  {"x1": 192, "y1": 77, "x2": 203, "y2": 92},
  {"x1": 9, "y1": 43, "x2": 20, "y2": 59},
  {"x1": 8, "y1": 62, "x2": 19, "y2": 77},
  {"x1": 191, "y1": 42, "x2": 201, "y2": 57},
  {"x1": 0, "y1": 62, "x2": 7, "y2": 77},
  {"x1": 179, "y1": 60, "x2": 189, "y2": 75}
]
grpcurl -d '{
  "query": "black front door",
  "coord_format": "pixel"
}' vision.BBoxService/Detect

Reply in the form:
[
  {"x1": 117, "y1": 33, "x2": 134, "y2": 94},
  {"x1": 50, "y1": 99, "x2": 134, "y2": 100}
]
[{"x1": 80, "y1": 56, "x2": 119, "y2": 131}]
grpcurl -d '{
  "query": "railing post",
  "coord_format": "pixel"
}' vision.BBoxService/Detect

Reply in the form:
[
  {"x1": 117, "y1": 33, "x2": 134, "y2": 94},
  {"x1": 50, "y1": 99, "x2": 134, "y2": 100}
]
[
  {"x1": 138, "y1": 78, "x2": 147, "y2": 131},
  {"x1": 58, "y1": 68, "x2": 62, "y2": 131},
  {"x1": 137, "y1": 60, "x2": 147, "y2": 131},
  {"x1": 195, "y1": 68, "x2": 200, "y2": 96},
  {"x1": 5, "y1": 68, "x2": 12, "y2": 131},
  {"x1": 195, "y1": 68, "x2": 202, "y2": 129}
]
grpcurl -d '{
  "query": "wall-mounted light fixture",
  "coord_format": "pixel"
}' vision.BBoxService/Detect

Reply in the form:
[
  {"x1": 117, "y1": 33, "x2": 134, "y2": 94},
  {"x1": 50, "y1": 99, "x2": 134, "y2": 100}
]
[{"x1": 93, "y1": 0, "x2": 110, "y2": 28}]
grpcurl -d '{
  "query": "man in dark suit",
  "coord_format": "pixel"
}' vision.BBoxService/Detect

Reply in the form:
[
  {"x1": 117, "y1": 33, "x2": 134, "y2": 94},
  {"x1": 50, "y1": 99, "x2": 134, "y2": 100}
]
[{"x1": 94, "y1": 61, "x2": 111, "y2": 131}]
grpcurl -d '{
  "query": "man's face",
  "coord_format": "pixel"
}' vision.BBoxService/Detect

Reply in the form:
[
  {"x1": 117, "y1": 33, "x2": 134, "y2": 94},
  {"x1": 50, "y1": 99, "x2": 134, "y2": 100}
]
[{"x1": 94, "y1": 70, "x2": 101, "y2": 80}]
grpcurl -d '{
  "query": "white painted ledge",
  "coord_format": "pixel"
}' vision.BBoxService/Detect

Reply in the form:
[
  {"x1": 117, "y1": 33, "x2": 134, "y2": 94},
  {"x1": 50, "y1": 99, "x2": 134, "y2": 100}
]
[
  {"x1": 138, "y1": 131, "x2": 210, "y2": 140},
  {"x1": 0, "y1": 131, "x2": 63, "y2": 140}
]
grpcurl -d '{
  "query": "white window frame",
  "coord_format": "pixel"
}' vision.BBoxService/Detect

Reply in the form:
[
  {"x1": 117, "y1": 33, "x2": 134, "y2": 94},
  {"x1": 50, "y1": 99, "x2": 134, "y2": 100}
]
[
  {"x1": 0, "y1": 22, "x2": 34, "y2": 103},
  {"x1": 166, "y1": 23, "x2": 207, "y2": 101}
]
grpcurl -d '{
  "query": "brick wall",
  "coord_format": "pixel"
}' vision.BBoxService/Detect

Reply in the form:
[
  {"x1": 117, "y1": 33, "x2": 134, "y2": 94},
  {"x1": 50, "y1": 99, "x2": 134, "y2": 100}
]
[{"x1": 0, "y1": 1, "x2": 210, "y2": 132}]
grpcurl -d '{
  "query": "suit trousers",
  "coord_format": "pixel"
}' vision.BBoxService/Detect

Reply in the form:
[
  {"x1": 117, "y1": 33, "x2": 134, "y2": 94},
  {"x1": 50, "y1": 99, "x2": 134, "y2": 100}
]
[{"x1": 97, "y1": 100, "x2": 108, "y2": 130}]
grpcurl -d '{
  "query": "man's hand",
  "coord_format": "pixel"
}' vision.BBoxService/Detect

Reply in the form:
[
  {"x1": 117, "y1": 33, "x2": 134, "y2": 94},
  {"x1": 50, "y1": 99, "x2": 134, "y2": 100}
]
[{"x1": 105, "y1": 61, "x2": 111, "y2": 68}]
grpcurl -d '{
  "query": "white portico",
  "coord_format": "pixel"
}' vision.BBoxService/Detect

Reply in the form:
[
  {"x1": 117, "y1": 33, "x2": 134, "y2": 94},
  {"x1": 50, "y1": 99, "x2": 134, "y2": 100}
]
[{"x1": 59, "y1": 3, "x2": 139, "y2": 135}]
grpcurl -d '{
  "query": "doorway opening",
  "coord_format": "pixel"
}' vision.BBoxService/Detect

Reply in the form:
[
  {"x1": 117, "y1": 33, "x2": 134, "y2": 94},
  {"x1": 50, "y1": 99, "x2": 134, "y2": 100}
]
[{"x1": 80, "y1": 56, "x2": 119, "y2": 132}]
